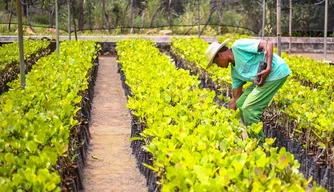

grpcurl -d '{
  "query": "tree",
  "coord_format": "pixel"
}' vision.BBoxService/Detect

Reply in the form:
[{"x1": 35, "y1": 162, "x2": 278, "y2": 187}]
[
  {"x1": 216, "y1": 0, "x2": 223, "y2": 35},
  {"x1": 200, "y1": 0, "x2": 215, "y2": 35},
  {"x1": 149, "y1": 0, "x2": 162, "y2": 28},
  {"x1": 8, "y1": 0, "x2": 14, "y2": 30},
  {"x1": 87, "y1": 0, "x2": 92, "y2": 31},
  {"x1": 78, "y1": 0, "x2": 84, "y2": 31},
  {"x1": 167, "y1": 0, "x2": 172, "y2": 29},
  {"x1": 101, "y1": 0, "x2": 111, "y2": 32},
  {"x1": 71, "y1": 0, "x2": 78, "y2": 39}
]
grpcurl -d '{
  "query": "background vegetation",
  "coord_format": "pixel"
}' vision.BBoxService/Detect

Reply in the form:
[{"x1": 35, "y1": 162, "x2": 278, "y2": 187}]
[{"x1": 0, "y1": 0, "x2": 333, "y2": 36}]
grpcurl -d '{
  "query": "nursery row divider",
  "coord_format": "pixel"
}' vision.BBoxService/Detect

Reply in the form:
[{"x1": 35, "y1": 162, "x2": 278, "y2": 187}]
[
  {"x1": 160, "y1": 43, "x2": 334, "y2": 192},
  {"x1": 81, "y1": 56, "x2": 147, "y2": 191}
]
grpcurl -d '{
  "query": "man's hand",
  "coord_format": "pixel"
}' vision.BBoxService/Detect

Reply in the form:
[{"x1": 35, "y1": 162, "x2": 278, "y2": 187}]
[
  {"x1": 229, "y1": 86, "x2": 243, "y2": 110},
  {"x1": 257, "y1": 40, "x2": 273, "y2": 86},
  {"x1": 229, "y1": 99, "x2": 236, "y2": 110},
  {"x1": 256, "y1": 68, "x2": 271, "y2": 86}
]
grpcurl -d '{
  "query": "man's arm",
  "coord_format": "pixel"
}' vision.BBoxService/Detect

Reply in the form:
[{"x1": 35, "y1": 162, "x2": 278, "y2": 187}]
[
  {"x1": 229, "y1": 86, "x2": 243, "y2": 110},
  {"x1": 256, "y1": 40, "x2": 273, "y2": 85}
]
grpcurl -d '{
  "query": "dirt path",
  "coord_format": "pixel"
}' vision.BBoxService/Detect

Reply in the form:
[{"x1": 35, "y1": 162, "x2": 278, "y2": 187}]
[{"x1": 82, "y1": 56, "x2": 147, "y2": 192}]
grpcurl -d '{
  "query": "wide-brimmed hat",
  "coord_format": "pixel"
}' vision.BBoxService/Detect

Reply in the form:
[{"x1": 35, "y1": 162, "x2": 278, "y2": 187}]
[{"x1": 205, "y1": 39, "x2": 230, "y2": 69}]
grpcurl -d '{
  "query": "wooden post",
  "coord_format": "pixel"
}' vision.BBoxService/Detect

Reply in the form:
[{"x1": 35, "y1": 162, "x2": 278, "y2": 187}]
[
  {"x1": 262, "y1": 0, "x2": 265, "y2": 39},
  {"x1": 16, "y1": 0, "x2": 25, "y2": 88},
  {"x1": 130, "y1": 0, "x2": 133, "y2": 34},
  {"x1": 198, "y1": 0, "x2": 200, "y2": 37},
  {"x1": 68, "y1": 0, "x2": 71, "y2": 40},
  {"x1": 324, "y1": 0, "x2": 328, "y2": 60},
  {"x1": 277, "y1": 0, "x2": 282, "y2": 56},
  {"x1": 56, "y1": 0, "x2": 59, "y2": 54},
  {"x1": 289, "y1": 0, "x2": 292, "y2": 53}
]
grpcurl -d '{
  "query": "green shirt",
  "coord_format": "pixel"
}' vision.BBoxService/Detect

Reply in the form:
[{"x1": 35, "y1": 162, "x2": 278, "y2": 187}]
[{"x1": 231, "y1": 39, "x2": 291, "y2": 89}]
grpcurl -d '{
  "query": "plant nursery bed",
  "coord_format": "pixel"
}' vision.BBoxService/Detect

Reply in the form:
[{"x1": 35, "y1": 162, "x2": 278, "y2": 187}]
[
  {"x1": 57, "y1": 57, "x2": 98, "y2": 191},
  {"x1": 0, "y1": 44, "x2": 54, "y2": 95},
  {"x1": 118, "y1": 60, "x2": 160, "y2": 192},
  {"x1": 160, "y1": 43, "x2": 333, "y2": 192},
  {"x1": 110, "y1": 41, "x2": 333, "y2": 191},
  {"x1": 263, "y1": 124, "x2": 334, "y2": 191}
]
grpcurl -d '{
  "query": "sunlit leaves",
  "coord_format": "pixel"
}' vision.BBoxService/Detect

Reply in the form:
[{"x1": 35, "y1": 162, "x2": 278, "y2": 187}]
[
  {"x1": 281, "y1": 52, "x2": 334, "y2": 95},
  {"x1": 171, "y1": 37, "x2": 232, "y2": 85},
  {"x1": 0, "y1": 40, "x2": 98, "y2": 190},
  {"x1": 0, "y1": 39, "x2": 49, "y2": 70},
  {"x1": 116, "y1": 38, "x2": 320, "y2": 191}
]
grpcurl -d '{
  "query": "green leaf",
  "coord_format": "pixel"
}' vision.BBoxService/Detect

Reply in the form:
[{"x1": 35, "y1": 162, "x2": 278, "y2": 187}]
[
  {"x1": 12, "y1": 174, "x2": 23, "y2": 186},
  {"x1": 49, "y1": 172, "x2": 61, "y2": 185},
  {"x1": 34, "y1": 132, "x2": 45, "y2": 144},
  {"x1": 3, "y1": 101, "x2": 13, "y2": 113},
  {"x1": 26, "y1": 141, "x2": 37, "y2": 153},
  {"x1": 277, "y1": 154, "x2": 289, "y2": 170},
  {"x1": 130, "y1": 137, "x2": 143, "y2": 141},
  {"x1": 37, "y1": 168, "x2": 49, "y2": 184},
  {"x1": 4, "y1": 153, "x2": 15, "y2": 164},
  {"x1": 24, "y1": 169, "x2": 36, "y2": 183},
  {"x1": 91, "y1": 155, "x2": 99, "y2": 159},
  {"x1": 265, "y1": 138, "x2": 275, "y2": 146},
  {"x1": 256, "y1": 154, "x2": 268, "y2": 168},
  {"x1": 317, "y1": 142, "x2": 326, "y2": 149},
  {"x1": 46, "y1": 183, "x2": 57, "y2": 191},
  {"x1": 143, "y1": 163, "x2": 158, "y2": 172}
]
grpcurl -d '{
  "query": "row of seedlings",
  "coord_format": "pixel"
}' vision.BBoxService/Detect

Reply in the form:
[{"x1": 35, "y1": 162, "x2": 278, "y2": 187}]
[
  {"x1": 261, "y1": 66, "x2": 334, "y2": 190},
  {"x1": 170, "y1": 36, "x2": 334, "y2": 191},
  {"x1": 169, "y1": 37, "x2": 233, "y2": 106},
  {"x1": 0, "y1": 39, "x2": 52, "y2": 95},
  {"x1": 0, "y1": 40, "x2": 100, "y2": 191},
  {"x1": 116, "y1": 38, "x2": 325, "y2": 191},
  {"x1": 281, "y1": 53, "x2": 334, "y2": 97}
]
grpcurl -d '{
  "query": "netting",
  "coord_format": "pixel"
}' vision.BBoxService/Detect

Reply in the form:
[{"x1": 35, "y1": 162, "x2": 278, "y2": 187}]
[{"x1": 0, "y1": 0, "x2": 333, "y2": 36}]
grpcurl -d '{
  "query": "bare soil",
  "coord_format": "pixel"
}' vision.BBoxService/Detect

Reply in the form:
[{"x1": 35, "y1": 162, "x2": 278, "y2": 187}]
[{"x1": 82, "y1": 56, "x2": 147, "y2": 192}]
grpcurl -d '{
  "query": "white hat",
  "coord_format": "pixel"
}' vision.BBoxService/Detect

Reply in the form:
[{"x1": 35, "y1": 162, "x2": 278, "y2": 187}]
[{"x1": 205, "y1": 39, "x2": 230, "y2": 69}]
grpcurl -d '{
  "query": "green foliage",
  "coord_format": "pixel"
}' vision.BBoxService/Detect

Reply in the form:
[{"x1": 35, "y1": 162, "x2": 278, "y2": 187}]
[
  {"x1": 0, "y1": 40, "x2": 99, "y2": 191},
  {"x1": 1, "y1": 0, "x2": 332, "y2": 36},
  {"x1": 281, "y1": 3, "x2": 323, "y2": 33},
  {"x1": 271, "y1": 76, "x2": 334, "y2": 152},
  {"x1": 281, "y1": 52, "x2": 334, "y2": 95},
  {"x1": 274, "y1": 46, "x2": 334, "y2": 155},
  {"x1": 31, "y1": 15, "x2": 49, "y2": 25},
  {"x1": 116, "y1": 38, "x2": 324, "y2": 191},
  {"x1": 0, "y1": 39, "x2": 49, "y2": 70},
  {"x1": 171, "y1": 37, "x2": 231, "y2": 85}
]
